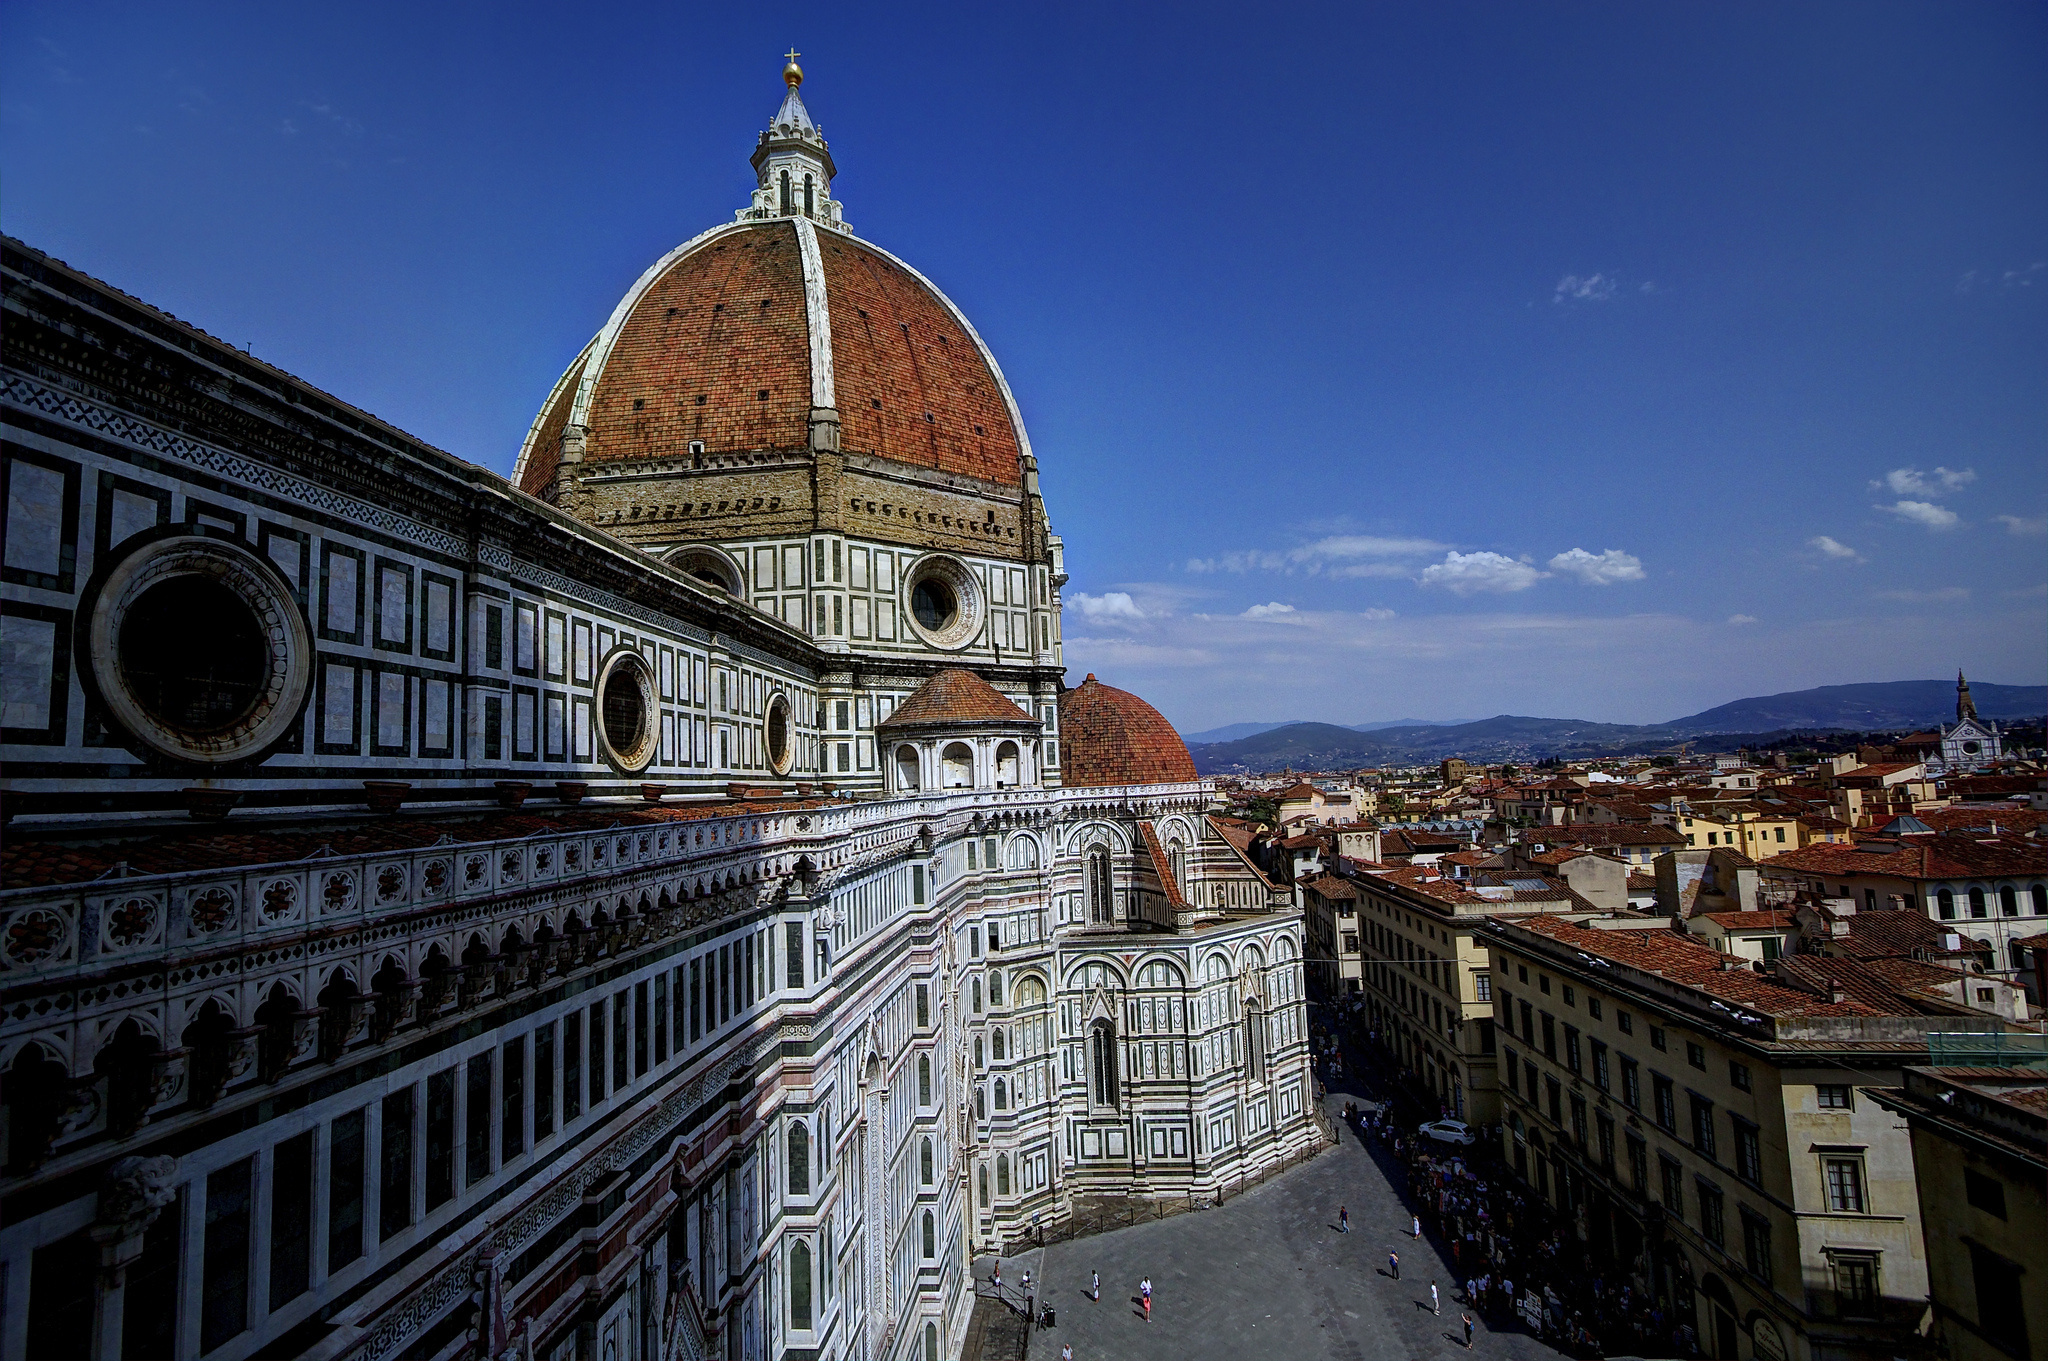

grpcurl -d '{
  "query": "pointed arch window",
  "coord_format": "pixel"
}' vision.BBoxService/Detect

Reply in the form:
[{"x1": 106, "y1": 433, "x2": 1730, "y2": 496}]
[
  {"x1": 921, "y1": 1136, "x2": 934, "y2": 1184},
  {"x1": 1244, "y1": 1002, "x2": 1267, "y2": 1083},
  {"x1": 1089, "y1": 1019, "x2": 1120, "y2": 1107},
  {"x1": 789, "y1": 1239, "x2": 812, "y2": 1329},
  {"x1": 803, "y1": 173, "x2": 815, "y2": 217},
  {"x1": 996, "y1": 1153, "x2": 1010, "y2": 1196},
  {"x1": 787, "y1": 1119, "x2": 810, "y2": 1196},
  {"x1": 918, "y1": 1053, "x2": 932, "y2": 1105},
  {"x1": 921, "y1": 1209, "x2": 935, "y2": 1257},
  {"x1": 1087, "y1": 847, "x2": 1113, "y2": 923},
  {"x1": 779, "y1": 169, "x2": 792, "y2": 215}
]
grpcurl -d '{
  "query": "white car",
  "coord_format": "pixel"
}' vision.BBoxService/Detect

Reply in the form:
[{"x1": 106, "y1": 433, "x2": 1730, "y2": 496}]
[{"x1": 1418, "y1": 1119, "x2": 1476, "y2": 1146}]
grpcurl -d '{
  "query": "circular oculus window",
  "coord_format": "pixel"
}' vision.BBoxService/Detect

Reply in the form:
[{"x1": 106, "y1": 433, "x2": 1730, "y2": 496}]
[
  {"x1": 88, "y1": 535, "x2": 312, "y2": 765},
  {"x1": 902, "y1": 555, "x2": 984, "y2": 651},
  {"x1": 596, "y1": 648, "x2": 659, "y2": 773},
  {"x1": 765, "y1": 692, "x2": 794, "y2": 775}
]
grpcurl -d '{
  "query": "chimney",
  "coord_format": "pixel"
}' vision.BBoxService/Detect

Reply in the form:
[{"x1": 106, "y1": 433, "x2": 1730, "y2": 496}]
[{"x1": 1828, "y1": 982, "x2": 1847, "y2": 1005}]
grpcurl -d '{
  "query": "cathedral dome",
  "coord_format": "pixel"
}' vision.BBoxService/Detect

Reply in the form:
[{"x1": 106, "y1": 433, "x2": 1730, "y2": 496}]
[
  {"x1": 512, "y1": 70, "x2": 1033, "y2": 509},
  {"x1": 1057, "y1": 675, "x2": 1199, "y2": 788}
]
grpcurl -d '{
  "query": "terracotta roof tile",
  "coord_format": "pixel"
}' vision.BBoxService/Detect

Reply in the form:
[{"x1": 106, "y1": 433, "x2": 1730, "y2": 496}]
[
  {"x1": 1139, "y1": 823, "x2": 1189, "y2": 910},
  {"x1": 1511, "y1": 916, "x2": 1886, "y2": 1017},
  {"x1": 876, "y1": 668, "x2": 1032, "y2": 730},
  {"x1": 1056, "y1": 675, "x2": 1196, "y2": 789},
  {"x1": 1699, "y1": 910, "x2": 1796, "y2": 930}
]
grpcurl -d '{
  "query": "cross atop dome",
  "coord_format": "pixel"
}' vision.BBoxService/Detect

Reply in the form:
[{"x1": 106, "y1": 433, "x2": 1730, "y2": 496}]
[{"x1": 739, "y1": 52, "x2": 851, "y2": 233}]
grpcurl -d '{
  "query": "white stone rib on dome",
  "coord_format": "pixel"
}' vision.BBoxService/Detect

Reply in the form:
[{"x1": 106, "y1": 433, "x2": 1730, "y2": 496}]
[
  {"x1": 847, "y1": 236, "x2": 1036, "y2": 466},
  {"x1": 563, "y1": 219, "x2": 757, "y2": 433},
  {"x1": 527, "y1": 217, "x2": 1031, "y2": 470},
  {"x1": 793, "y1": 218, "x2": 836, "y2": 409},
  {"x1": 509, "y1": 331, "x2": 597, "y2": 488}
]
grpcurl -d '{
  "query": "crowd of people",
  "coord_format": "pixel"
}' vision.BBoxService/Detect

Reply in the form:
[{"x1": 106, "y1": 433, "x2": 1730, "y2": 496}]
[{"x1": 1327, "y1": 1008, "x2": 1707, "y2": 1359}]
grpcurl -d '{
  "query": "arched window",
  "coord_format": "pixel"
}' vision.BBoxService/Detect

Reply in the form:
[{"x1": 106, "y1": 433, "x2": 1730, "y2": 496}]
[
  {"x1": 972, "y1": 977, "x2": 982, "y2": 1013},
  {"x1": 779, "y1": 169, "x2": 792, "y2": 215},
  {"x1": 1999, "y1": 885, "x2": 2018, "y2": 916},
  {"x1": 996, "y1": 1154, "x2": 1011, "y2": 1195},
  {"x1": 922, "y1": 1209, "x2": 935, "y2": 1258},
  {"x1": 990, "y1": 972, "x2": 1005, "y2": 1008},
  {"x1": 921, "y1": 1136, "x2": 934, "y2": 1184},
  {"x1": 1244, "y1": 1002, "x2": 1267, "y2": 1083},
  {"x1": 974, "y1": 1035, "x2": 984, "y2": 1069},
  {"x1": 976, "y1": 1084, "x2": 986, "y2": 1120},
  {"x1": 978, "y1": 1164, "x2": 989, "y2": 1206},
  {"x1": 1969, "y1": 886, "x2": 1987, "y2": 918},
  {"x1": 787, "y1": 1120, "x2": 810, "y2": 1197},
  {"x1": 995, "y1": 1078, "x2": 1008, "y2": 1110},
  {"x1": 995, "y1": 741, "x2": 1020, "y2": 787},
  {"x1": 1016, "y1": 975, "x2": 1047, "y2": 1007},
  {"x1": 1007, "y1": 836, "x2": 1040, "y2": 870},
  {"x1": 895, "y1": 745, "x2": 920, "y2": 792},
  {"x1": 2033, "y1": 884, "x2": 2047, "y2": 915},
  {"x1": 942, "y1": 743, "x2": 973, "y2": 788},
  {"x1": 1167, "y1": 838, "x2": 1185, "y2": 891},
  {"x1": 1090, "y1": 1020, "x2": 1119, "y2": 1106},
  {"x1": 926, "y1": 1321, "x2": 939, "y2": 1361},
  {"x1": 1937, "y1": 888, "x2": 1955, "y2": 920},
  {"x1": 1087, "y1": 847, "x2": 1113, "y2": 923},
  {"x1": 919, "y1": 1054, "x2": 932, "y2": 1105},
  {"x1": 803, "y1": 173, "x2": 815, "y2": 217},
  {"x1": 789, "y1": 1240, "x2": 812, "y2": 1329},
  {"x1": 992, "y1": 1029, "x2": 1006, "y2": 1061}
]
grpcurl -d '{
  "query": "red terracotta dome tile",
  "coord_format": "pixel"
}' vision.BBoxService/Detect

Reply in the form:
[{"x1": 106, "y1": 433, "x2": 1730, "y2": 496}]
[{"x1": 1057, "y1": 674, "x2": 1197, "y2": 788}]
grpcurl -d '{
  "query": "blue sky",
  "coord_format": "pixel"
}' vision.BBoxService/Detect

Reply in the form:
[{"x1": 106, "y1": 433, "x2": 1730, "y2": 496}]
[{"x1": 5, "y1": 1, "x2": 2043, "y2": 730}]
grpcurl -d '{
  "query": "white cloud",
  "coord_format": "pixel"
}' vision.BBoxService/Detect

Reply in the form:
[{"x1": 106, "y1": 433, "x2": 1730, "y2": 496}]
[
  {"x1": 1877, "y1": 466, "x2": 1976, "y2": 496},
  {"x1": 1360, "y1": 607, "x2": 1397, "y2": 621},
  {"x1": 1727, "y1": 614, "x2": 1758, "y2": 625},
  {"x1": 1995, "y1": 514, "x2": 2047, "y2": 537},
  {"x1": 1067, "y1": 591, "x2": 1144, "y2": 620},
  {"x1": 1877, "y1": 500, "x2": 1961, "y2": 531},
  {"x1": 1239, "y1": 602, "x2": 1299, "y2": 620},
  {"x1": 1554, "y1": 273, "x2": 1618, "y2": 302},
  {"x1": 1418, "y1": 551, "x2": 1545, "y2": 595},
  {"x1": 1547, "y1": 547, "x2": 1645, "y2": 586},
  {"x1": 1809, "y1": 535, "x2": 1863, "y2": 561},
  {"x1": 1875, "y1": 587, "x2": 1970, "y2": 603},
  {"x1": 2005, "y1": 583, "x2": 2048, "y2": 599},
  {"x1": 2002, "y1": 262, "x2": 2045, "y2": 288},
  {"x1": 1186, "y1": 534, "x2": 1446, "y2": 577}
]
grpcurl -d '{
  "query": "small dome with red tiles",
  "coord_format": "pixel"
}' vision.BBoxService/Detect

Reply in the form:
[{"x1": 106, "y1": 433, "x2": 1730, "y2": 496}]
[
  {"x1": 1057, "y1": 675, "x2": 1198, "y2": 789},
  {"x1": 878, "y1": 669, "x2": 1035, "y2": 732}
]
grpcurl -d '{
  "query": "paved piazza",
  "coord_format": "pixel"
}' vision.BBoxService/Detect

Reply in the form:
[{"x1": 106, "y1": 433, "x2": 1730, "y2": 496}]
[{"x1": 1011, "y1": 1092, "x2": 1570, "y2": 1361}]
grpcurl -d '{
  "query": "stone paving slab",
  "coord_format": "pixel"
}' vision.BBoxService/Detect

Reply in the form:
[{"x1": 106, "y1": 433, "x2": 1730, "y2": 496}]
[{"x1": 996, "y1": 1093, "x2": 1568, "y2": 1361}]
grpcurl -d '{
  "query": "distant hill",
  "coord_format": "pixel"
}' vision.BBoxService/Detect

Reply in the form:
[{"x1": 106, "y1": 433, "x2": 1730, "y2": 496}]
[
  {"x1": 1665, "y1": 680, "x2": 2045, "y2": 733},
  {"x1": 1178, "y1": 718, "x2": 1472, "y2": 744},
  {"x1": 1185, "y1": 678, "x2": 2045, "y2": 773},
  {"x1": 1189, "y1": 717, "x2": 1667, "y2": 772}
]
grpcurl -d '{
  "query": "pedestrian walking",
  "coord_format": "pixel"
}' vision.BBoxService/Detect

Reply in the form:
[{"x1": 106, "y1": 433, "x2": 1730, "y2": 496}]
[
  {"x1": 1413, "y1": 1214, "x2": 1422, "y2": 1238},
  {"x1": 1140, "y1": 1276, "x2": 1152, "y2": 1323},
  {"x1": 1339, "y1": 1205, "x2": 1350, "y2": 1233},
  {"x1": 1061, "y1": 1346, "x2": 1074, "y2": 1361},
  {"x1": 1090, "y1": 1270, "x2": 1100, "y2": 1302},
  {"x1": 1432, "y1": 1281, "x2": 1441, "y2": 1316},
  {"x1": 1390, "y1": 1251, "x2": 1401, "y2": 1280},
  {"x1": 992, "y1": 1263, "x2": 1002, "y2": 1291},
  {"x1": 1463, "y1": 1313, "x2": 1475, "y2": 1349},
  {"x1": 1021, "y1": 1268, "x2": 1032, "y2": 1296}
]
